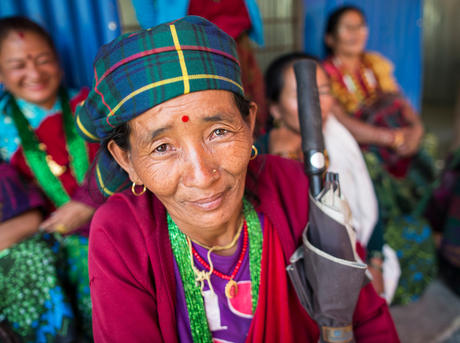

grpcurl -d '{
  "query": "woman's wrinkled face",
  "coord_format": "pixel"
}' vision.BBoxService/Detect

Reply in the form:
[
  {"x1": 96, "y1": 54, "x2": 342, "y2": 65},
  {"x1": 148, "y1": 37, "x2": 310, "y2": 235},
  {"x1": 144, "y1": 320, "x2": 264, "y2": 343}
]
[
  {"x1": 0, "y1": 30, "x2": 61, "y2": 109},
  {"x1": 328, "y1": 10, "x2": 368, "y2": 57},
  {"x1": 270, "y1": 63, "x2": 333, "y2": 130},
  {"x1": 117, "y1": 90, "x2": 256, "y2": 230}
]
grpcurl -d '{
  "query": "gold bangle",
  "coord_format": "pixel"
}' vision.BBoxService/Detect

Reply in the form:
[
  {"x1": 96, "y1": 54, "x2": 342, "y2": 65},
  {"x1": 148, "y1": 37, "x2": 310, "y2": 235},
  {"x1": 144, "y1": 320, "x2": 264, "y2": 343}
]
[
  {"x1": 55, "y1": 223, "x2": 68, "y2": 234},
  {"x1": 392, "y1": 131, "x2": 405, "y2": 149}
]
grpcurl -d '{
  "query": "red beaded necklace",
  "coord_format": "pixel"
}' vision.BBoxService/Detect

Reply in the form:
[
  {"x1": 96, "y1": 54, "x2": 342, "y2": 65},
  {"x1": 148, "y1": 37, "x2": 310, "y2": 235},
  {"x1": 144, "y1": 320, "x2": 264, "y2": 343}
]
[{"x1": 191, "y1": 221, "x2": 248, "y2": 299}]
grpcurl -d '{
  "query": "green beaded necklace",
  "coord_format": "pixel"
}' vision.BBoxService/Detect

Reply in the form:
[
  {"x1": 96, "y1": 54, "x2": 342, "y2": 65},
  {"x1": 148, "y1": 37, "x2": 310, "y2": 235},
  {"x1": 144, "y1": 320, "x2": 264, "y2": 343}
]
[
  {"x1": 167, "y1": 198, "x2": 263, "y2": 343},
  {"x1": 8, "y1": 88, "x2": 90, "y2": 207}
]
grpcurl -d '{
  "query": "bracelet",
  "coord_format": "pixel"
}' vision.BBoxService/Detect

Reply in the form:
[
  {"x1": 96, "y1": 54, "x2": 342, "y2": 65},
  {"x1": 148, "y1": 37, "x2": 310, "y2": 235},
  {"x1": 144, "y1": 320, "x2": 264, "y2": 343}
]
[{"x1": 392, "y1": 131, "x2": 405, "y2": 149}]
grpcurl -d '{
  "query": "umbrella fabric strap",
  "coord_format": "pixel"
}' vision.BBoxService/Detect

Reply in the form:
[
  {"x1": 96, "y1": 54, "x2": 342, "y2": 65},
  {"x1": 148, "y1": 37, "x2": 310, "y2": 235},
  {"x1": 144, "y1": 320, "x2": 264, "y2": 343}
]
[
  {"x1": 8, "y1": 88, "x2": 90, "y2": 207},
  {"x1": 167, "y1": 198, "x2": 263, "y2": 343},
  {"x1": 321, "y1": 325, "x2": 354, "y2": 343}
]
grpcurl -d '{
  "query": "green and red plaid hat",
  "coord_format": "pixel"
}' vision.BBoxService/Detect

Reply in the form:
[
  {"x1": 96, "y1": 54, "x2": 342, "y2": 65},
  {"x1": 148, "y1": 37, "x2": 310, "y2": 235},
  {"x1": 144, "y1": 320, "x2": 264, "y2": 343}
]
[{"x1": 75, "y1": 16, "x2": 244, "y2": 196}]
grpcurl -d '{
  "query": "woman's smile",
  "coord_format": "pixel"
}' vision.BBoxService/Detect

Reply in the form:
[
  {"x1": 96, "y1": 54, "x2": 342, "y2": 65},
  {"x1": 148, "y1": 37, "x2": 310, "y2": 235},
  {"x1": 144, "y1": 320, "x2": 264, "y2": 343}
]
[
  {"x1": 0, "y1": 31, "x2": 61, "y2": 109},
  {"x1": 186, "y1": 189, "x2": 228, "y2": 211},
  {"x1": 109, "y1": 90, "x2": 257, "y2": 235}
]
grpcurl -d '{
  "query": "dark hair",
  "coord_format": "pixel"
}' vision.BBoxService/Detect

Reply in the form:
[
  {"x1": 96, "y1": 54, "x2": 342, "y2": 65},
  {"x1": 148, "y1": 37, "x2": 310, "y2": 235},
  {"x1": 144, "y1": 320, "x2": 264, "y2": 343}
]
[
  {"x1": 265, "y1": 52, "x2": 320, "y2": 105},
  {"x1": 324, "y1": 5, "x2": 366, "y2": 55},
  {"x1": 102, "y1": 92, "x2": 251, "y2": 153},
  {"x1": 0, "y1": 16, "x2": 56, "y2": 54}
]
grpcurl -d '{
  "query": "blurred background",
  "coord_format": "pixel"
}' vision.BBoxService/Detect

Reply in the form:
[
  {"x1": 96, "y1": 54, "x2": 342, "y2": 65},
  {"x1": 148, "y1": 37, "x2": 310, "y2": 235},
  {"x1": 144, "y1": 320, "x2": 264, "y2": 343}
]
[
  {"x1": 0, "y1": 1, "x2": 458, "y2": 341},
  {"x1": 124, "y1": 0, "x2": 460, "y2": 160},
  {"x1": 1, "y1": 0, "x2": 457, "y2": 157}
]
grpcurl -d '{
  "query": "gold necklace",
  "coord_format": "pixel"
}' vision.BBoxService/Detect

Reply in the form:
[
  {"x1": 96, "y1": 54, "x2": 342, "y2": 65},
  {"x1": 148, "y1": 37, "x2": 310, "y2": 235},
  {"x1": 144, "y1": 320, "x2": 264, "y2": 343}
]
[
  {"x1": 190, "y1": 217, "x2": 244, "y2": 251},
  {"x1": 187, "y1": 216, "x2": 244, "y2": 296}
]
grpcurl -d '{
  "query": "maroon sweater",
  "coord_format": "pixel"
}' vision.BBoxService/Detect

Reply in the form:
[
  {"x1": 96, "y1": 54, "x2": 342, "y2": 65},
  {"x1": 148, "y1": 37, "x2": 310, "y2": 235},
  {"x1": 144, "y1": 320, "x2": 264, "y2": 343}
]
[{"x1": 89, "y1": 155, "x2": 399, "y2": 342}]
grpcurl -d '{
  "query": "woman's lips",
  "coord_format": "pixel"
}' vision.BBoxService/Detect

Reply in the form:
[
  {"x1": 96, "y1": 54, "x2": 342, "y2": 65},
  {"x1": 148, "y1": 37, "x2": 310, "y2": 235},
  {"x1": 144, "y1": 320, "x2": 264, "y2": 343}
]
[
  {"x1": 188, "y1": 191, "x2": 226, "y2": 211},
  {"x1": 24, "y1": 81, "x2": 48, "y2": 91}
]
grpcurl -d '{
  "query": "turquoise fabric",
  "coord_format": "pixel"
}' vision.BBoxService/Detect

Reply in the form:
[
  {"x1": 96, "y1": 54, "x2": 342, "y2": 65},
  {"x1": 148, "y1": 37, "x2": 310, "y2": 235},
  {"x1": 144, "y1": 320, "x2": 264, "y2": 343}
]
[{"x1": 0, "y1": 89, "x2": 78, "y2": 161}]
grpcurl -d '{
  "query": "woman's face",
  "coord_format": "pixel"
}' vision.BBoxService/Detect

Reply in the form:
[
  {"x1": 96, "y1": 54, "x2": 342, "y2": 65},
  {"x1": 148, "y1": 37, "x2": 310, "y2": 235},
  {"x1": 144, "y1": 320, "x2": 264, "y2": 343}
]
[
  {"x1": 113, "y1": 90, "x2": 256, "y2": 231},
  {"x1": 270, "y1": 63, "x2": 333, "y2": 130},
  {"x1": 327, "y1": 10, "x2": 368, "y2": 57},
  {"x1": 0, "y1": 30, "x2": 61, "y2": 109}
]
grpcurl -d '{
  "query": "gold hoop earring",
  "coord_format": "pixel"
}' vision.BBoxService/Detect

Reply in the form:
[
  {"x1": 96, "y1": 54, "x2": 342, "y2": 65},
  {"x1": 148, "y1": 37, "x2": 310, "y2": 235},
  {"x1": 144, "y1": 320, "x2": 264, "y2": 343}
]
[
  {"x1": 131, "y1": 182, "x2": 146, "y2": 196},
  {"x1": 250, "y1": 145, "x2": 258, "y2": 160}
]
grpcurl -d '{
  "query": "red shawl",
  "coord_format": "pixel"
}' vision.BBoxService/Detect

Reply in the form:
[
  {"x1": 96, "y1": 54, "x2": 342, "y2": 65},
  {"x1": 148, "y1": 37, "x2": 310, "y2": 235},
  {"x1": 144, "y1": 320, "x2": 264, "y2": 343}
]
[{"x1": 89, "y1": 155, "x2": 399, "y2": 342}]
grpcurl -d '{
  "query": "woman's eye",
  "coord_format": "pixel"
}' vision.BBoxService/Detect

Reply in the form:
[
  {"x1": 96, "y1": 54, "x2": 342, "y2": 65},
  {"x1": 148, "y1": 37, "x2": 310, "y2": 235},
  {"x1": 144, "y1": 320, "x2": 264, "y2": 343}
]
[
  {"x1": 213, "y1": 128, "x2": 228, "y2": 137},
  {"x1": 9, "y1": 64, "x2": 24, "y2": 70},
  {"x1": 154, "y1": 143, "x2": 168, "y2": 153},
  {"x1": 37, "y1": 58, "x2": 52, "y2": 65}
]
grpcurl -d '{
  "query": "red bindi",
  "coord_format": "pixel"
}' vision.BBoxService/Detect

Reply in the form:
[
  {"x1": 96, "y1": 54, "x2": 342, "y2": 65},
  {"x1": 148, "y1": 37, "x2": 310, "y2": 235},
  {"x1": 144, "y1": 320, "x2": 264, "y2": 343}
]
[
  {"x1": 18, "y1": 31, "x2": 24, "y2": 39},
  {"x1": 181, "y1": 115, "x2": 189, "y2": 122}
]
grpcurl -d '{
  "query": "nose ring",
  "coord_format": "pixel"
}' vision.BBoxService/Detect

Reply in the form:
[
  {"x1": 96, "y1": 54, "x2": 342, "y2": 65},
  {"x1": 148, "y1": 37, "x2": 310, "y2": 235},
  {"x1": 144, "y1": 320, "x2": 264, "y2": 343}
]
[{"x1": 212, "y1": 169, "x2": 217, "y2": 173}]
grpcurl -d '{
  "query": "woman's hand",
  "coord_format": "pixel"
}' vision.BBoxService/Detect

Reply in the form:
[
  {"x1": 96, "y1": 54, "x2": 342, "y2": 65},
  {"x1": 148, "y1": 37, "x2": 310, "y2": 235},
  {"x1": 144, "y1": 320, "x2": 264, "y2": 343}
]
[
  {"x1": 394, "y1": 125, "x2": 423, "y2": 157},
  {"x1": 0, "y1": 209, "x2": 43, "y2": 250},
  {"x1": 40, "y1": 200, "x2": 95, "y2": 234},
  {"x1": 393, "y1": 99, "x2": 424, "y2": 157},
  {"x1": 368, "y1": 257, "x2": 385, "y2": 297}
]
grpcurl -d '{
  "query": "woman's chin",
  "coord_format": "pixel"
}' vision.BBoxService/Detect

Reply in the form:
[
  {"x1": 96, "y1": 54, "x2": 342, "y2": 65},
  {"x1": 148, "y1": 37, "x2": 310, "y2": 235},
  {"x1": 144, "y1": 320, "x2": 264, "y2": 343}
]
[{"x1": 175, "y1": 192, "x2": 243, "y2": 230}]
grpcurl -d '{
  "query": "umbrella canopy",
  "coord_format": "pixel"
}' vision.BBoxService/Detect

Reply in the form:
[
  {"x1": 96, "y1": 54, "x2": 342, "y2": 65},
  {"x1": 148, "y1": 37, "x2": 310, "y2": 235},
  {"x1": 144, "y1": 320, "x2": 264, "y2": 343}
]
[
  {"x1": 287, "y1": 60, "x2": 369, "y2": 343},
  {"x1": 287, "y1": 174, "x2": 368, "y2": 343}
]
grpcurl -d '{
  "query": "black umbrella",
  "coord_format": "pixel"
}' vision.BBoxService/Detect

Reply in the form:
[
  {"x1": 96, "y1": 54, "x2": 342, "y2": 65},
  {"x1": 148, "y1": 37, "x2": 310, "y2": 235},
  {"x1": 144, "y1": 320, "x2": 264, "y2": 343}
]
[{"x1": 286, "y1": 60, "x2": 368, "y2": 343}]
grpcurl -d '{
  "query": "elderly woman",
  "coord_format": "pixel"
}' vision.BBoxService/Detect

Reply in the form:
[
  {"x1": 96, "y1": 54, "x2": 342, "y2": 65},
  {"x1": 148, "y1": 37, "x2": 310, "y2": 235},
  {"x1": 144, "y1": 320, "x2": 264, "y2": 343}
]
[{"x1": 77, "y1": 16, "x2": 398, "y2": 342}]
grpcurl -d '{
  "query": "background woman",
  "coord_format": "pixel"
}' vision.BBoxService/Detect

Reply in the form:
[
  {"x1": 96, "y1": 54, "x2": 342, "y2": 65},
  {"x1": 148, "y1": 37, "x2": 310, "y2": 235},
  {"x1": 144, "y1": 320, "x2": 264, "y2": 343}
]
[
  {"x1": 323, "y1": 6, "x2": 437, "y2": 206},
  {"x1": 257, "y1": 52, "x2": 386, "y2": 297},
  {"x1": 323, "y1": 7, "x2": 438, "y2": 304},
  {"x1": 258, "y1": 52, "x2": 436, "y2": 305},
  {"x1": 77, "y1": 16, "x2": 399, "y2": 342},
  {"x1": 0, "y1": 16, "x2": 100, "y2": 339}
]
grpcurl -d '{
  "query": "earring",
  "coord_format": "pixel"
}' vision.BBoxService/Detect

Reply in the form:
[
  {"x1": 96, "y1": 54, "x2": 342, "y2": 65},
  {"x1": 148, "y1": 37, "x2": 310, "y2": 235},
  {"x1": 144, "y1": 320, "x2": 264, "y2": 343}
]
[
  {"x1": 131, "y1": 182, "x2": 146, "y2": 196},
  {"x1": 250, "y1": 145, "x2": 258, "y2": 160},
  {"x1": 273, "y1": 118, "x2": 284, "y2": 128}
]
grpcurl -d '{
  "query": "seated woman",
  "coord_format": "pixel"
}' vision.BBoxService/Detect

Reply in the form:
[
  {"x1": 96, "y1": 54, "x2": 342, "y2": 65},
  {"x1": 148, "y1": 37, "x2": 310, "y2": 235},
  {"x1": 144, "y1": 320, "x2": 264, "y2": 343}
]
[
  {"x1": 0, "y1": 161, "x2": 77, "y2": 342},
  {"x1": 256, "y1": 52, "x2": 386, "y2": 294},
  {"x1": 322, "y1": 6, "x2": 438, "y2": 304},
  {"x1": 0, "y1": 16, "x2": 101, "y2": 338},
  {"x1": 257, "y1": 52, "x2": 436, "y2": 305},
  {"x1": 76, "y1": 16, "x2": 399, "y2": 341},
  {"x1": 322, "y1": 6, "x2": 436, "y2": 208}
]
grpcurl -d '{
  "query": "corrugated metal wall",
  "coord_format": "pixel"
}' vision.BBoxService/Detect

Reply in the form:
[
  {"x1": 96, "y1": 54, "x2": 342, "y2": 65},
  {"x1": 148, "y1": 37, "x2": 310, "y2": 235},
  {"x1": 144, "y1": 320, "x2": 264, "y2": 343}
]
[
  {"x1": 423, "y1": 0, "x2": 460, "y2": 105},
  {"x1": 253, "y1": 0, "x2": 303, "y2": 72},
  {"x1": 117, "y1": 0, "x2": 303, "y2": 73},
  {"x1": 0, "y1": 0, "x2": 121, "y2": 89}
]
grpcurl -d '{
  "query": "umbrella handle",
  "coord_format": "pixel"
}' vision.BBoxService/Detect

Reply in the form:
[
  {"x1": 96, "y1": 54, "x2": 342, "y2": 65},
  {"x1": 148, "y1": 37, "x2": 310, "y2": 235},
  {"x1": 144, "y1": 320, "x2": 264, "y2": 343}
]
[{"x1": 293, "y1": 60, "x2": 326, "y2": 197}]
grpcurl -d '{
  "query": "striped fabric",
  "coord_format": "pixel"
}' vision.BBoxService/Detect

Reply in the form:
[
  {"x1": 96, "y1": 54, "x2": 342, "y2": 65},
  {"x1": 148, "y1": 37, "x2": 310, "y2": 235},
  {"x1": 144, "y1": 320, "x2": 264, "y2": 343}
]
[{"x1": 75, "y1": 16, "x2": 243, "y2": 196}]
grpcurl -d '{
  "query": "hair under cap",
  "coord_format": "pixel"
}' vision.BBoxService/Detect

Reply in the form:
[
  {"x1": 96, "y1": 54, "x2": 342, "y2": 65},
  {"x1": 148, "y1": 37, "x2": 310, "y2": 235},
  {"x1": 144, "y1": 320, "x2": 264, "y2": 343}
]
[{"x1": 75, "y1": 16, "x2": 244, "y2": 196}]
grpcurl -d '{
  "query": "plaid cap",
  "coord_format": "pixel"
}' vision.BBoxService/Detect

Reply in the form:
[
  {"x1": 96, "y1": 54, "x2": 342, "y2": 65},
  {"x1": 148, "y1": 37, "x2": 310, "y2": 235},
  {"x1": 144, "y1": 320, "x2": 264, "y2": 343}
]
[{"x1": 75, "y1": 16, "x2": 244, "y2": 196}]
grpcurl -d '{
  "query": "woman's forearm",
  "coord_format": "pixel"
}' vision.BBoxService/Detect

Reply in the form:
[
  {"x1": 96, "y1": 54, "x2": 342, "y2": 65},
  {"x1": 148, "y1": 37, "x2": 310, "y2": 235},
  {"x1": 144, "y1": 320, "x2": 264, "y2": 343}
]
[
  {"x1": 332, "y1": 104, "x2": 395, "y2": 147},
  {"x1": 0, "y1": 209, "x2": 42, "y2": 250}
]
